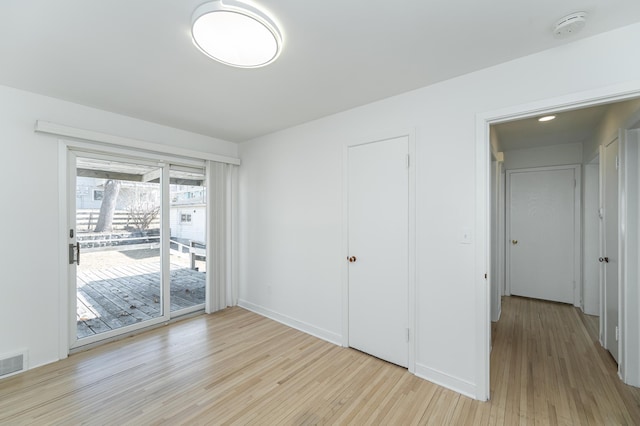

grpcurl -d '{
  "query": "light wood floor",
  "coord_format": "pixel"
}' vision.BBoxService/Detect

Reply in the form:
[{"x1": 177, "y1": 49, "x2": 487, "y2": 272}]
[{"x1": 1, "y1": 297, "x2": 639, "y2": 425}]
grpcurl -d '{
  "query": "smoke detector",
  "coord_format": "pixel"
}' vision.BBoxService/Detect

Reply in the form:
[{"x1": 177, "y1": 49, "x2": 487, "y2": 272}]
[{"x1": 554, "y1": 12, "x2": 587, "y2": 38}]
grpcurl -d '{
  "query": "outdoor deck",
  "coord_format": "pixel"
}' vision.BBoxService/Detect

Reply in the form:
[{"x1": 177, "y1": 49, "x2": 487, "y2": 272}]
[{"x1": 77, "y1": 262, "x2": 206, "y2": 339}]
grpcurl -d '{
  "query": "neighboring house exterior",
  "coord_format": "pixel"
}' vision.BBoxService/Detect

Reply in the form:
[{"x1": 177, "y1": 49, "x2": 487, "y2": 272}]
[
  {"x1": 170, "y1": 186, "x2": 206, "y2": 243},
  {"x1": 76, "y1": 177, "x2": 205, "y2": 242},
  {"x1": 76, "y1": 177, "x2": 160, "y2": 211}
]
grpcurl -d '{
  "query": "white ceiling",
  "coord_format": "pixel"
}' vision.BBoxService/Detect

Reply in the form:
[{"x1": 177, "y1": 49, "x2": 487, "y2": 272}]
[{"x1": 2, "y1": 1, "x2": 640, "y2": 142}]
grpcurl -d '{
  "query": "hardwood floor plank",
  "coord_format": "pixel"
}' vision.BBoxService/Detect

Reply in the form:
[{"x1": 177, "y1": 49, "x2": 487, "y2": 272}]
[{"x1": 2, "y1": 297, "x2": 640, "y2": 425}]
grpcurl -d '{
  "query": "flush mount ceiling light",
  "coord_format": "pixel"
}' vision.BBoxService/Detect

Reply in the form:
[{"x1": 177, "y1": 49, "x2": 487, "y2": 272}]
[
  {"x1": 191, "y1": 0, "x2": 283, "y2": 68},
  {"x1": 538, "y1": 115, "x2": 556, "y2": 122}
]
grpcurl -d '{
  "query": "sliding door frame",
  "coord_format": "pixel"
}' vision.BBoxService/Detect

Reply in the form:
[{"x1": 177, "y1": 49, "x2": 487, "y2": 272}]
[{"x1": 59, "y1": 139, "x2": 211, "y2": 351}]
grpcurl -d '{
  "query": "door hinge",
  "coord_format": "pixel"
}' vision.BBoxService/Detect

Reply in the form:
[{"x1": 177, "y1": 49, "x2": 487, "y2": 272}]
[
  {"x1": 484, "y1": 273, "x2": 487, "y2": 279},
  {"x1": 406, "y1": 328, "x2": 410, "y2": 342},
  {"x1": 615, "y1": 326, "x2": 619, "y2": 341},
  {"x1": 616, "y1": 155, "x2": 620, "y2": 170},
  {"x1": 406, "y1": 154, "x2": 410, "y2": 169}
]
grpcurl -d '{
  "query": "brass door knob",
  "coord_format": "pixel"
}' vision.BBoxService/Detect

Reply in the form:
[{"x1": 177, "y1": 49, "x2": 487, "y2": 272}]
[
  {"x1": 347, "y1": 256, "x2": 357, "y2": 263},
  {"x1": 512, "y1": 240, "x2": 518, "y2": 245}
]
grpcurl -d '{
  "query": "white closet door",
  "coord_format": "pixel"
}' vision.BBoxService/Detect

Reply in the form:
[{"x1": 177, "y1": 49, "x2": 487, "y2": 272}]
[{"x1": 347, "y1": 136, "x2": 409, "y2": 367}]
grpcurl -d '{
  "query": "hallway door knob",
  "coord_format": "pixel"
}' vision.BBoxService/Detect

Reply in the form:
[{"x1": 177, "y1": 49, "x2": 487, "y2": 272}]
[
  {"x1": 347, "y1": 256, "x2": 357, "y2": 263},
  {"x1": 599, "y1": 257, "x2": 609, "y2": 263},
  {"x1": 512, "y1": 240, "x2": 518, "y2": 245}
]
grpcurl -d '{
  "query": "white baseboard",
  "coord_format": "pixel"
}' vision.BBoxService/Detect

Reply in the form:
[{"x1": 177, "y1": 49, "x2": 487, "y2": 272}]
[
  {"x1": 237, "y1": 299, "x2": 342, "y2": 346},
  {"x1": 238, "y1": 300, "x2": 482, "y2": 399},
  {"x1": 415, "y1": 363, "x2": 477, "y2": 399}
]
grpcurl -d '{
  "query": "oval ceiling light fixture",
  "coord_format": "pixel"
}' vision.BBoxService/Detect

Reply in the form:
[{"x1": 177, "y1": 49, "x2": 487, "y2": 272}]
[
  {"x1": 538, "y1": 115, "x2": 556, "y2": 122},
  {"x1": 191, "y1": 0, "x2": 283, "y2": 68}
]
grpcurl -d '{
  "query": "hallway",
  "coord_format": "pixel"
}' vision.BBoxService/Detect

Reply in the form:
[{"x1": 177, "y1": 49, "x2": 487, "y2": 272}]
[{"x1": 490, "y1": 296, "x2": 640, "y2": 424}]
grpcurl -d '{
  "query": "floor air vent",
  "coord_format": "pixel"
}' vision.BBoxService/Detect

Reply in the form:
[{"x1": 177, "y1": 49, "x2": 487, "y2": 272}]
[{"x1": 0, "y1": 351, "x2": 27, "y2": 378}]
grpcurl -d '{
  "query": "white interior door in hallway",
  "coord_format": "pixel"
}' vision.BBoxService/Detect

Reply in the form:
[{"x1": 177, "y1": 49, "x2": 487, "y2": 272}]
[
  {"x1": 507, "y1": 166, "x2": 580, "y2": 305},
  {"x1": 603, "y1": 137, "x2": 619, "y2": 363},
  {"x1": 347, "y1": 136, "x2": 409, "y2": 368}
]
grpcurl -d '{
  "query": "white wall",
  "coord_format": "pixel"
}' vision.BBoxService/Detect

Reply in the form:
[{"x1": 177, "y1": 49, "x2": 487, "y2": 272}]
[
  {"x1": 503, "y1": 142, "x2": 583, "y2": 170},
  {"x1": 490, "y1": 129, "x2": 504, "y2": 323},
  {"x1": 622, "y1": 128, "x2": 640, "y2": 386},
  {"x1": 584, "y1": 99, "x2": 640, "y2": 162},
  {"x1": 490, "y1": 126, "x2": 502, "y2": 156},
  {"x1": 238, "y1": 23, "x2": 640, "y2": 398},
  {"x1": 490, "y1": 160, "x2": 497, "y2": 322},
  {"x1": 490, "y1": 159, "x2": 504, "y2": 323},
  {"x1": 0, "y1": 84, "x2": 236, "y2": 371}
]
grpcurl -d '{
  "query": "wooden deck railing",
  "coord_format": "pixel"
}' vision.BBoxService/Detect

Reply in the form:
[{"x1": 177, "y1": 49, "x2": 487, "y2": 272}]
[
  {"x1": 78, "y1": 231, "x2": 205, "y2": 269},
  {"x1": 171, "y1": 240, "x2": 206, "y2": 270},
  {"x1": 79, "y1": 234, "x2": 158, "y2": 250},
  {"x1": 77, "y1": 209, "x2": 160, "y2": 231}
]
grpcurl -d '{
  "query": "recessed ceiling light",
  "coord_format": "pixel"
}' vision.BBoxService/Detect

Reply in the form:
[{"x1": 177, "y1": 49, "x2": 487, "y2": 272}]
[
  {"x1": 191, "y1": 0, "x2": 283, "y2": 68},
  {"x1": 538, "y1": 115, "x2": 556, "y2": 122}
]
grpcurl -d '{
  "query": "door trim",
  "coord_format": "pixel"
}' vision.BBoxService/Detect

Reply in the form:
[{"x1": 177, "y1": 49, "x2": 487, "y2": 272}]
[
  {"x1": 621, "y1": 127, "x2": 640, "y2": 386},
  {"x1": 601, "y1": 136, "x2": 619, "y2": 362},
  {"x1": 341, "y1": 129, "x2": 416, "y2": 374},
  {"x1": 598, "y1": 143, "x2": 606, "y2": 346},
  {"x1": 58, "y1": 142, "x2": 70, "y2": 360},
  {"x1": 505, "y1": 165, "x2": 582, "y2": 306},
  {"x1": 476, "y1": 80, "x2": 640, "y2": 401}
]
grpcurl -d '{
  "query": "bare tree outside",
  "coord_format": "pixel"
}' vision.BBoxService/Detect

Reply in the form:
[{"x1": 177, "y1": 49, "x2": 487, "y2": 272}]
[
  {"x1": 127, "y1": 202, "x2": 160, "y2": 231},
  {"x1": 94, "y1": 180, "x2": 121, "y2": 232},
  {"x1": 119, "y1": 185, "x2": 161, "y2": 231}
]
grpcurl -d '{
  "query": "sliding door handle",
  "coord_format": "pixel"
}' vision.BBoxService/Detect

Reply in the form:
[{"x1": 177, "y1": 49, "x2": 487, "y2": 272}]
[{"x1": 69, "y1": 243, "x2": 81, "y2": 265}]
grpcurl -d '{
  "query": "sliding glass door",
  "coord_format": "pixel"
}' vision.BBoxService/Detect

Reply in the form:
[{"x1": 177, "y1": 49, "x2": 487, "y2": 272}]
[
  {"x1": 69, "y1": 152, "x2": 207, "y2": 347},
  {"x1": 169, "y1": 166, "x2": 207, "y2": 315}
]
